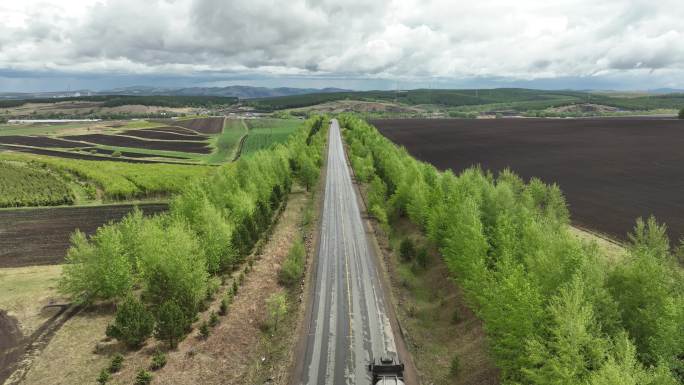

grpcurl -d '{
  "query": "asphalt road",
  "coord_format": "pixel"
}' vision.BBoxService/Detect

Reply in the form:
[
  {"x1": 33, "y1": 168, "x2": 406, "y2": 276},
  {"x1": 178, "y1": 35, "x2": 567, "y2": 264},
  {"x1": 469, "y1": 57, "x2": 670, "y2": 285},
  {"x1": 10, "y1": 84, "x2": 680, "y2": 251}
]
[{"x1": 300, "y1": 119, "x2": 398, "y2": 385}]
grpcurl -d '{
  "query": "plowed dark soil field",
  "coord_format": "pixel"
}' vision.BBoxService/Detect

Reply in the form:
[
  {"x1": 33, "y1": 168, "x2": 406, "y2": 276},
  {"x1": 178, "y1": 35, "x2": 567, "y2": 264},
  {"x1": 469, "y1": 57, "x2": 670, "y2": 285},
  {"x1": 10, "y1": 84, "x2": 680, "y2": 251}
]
[
  {"x1": 0, "y1": 203, "x2": 168, "y2": 267},
  {"x1": 64, "y1": 133, "x2": 211, "y2": 153},
  {"x1": 371, "y1": 118, "x2": 684, "y2": 241},
  {"x1": 171, "y1": 117, "x2": 225, "y2": 134},
  {"x1": 0, "y1": 136, "x2": 86, "y2": 148},
  {"x1": 80, "y1": 147, "x2": 187, "y2": 159},
  {"x1": 0, "y1": 145, "x2": 168, "y2": 163}
]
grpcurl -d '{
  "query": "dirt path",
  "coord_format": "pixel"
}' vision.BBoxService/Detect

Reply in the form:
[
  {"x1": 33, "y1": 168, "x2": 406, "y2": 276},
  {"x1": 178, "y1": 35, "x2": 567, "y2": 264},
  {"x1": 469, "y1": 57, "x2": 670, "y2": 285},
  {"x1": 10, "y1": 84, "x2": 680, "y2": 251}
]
[{"x1": 1, "y1": 304, "x2": 81, "y2": 385}]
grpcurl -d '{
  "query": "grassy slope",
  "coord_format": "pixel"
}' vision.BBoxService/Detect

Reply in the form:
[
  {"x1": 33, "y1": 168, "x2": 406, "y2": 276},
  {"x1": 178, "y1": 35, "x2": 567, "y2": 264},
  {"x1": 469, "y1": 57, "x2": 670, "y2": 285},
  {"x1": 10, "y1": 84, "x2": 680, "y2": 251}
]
[{"x1": 242, "y1": 119, "x2": 301, "y2": 155}]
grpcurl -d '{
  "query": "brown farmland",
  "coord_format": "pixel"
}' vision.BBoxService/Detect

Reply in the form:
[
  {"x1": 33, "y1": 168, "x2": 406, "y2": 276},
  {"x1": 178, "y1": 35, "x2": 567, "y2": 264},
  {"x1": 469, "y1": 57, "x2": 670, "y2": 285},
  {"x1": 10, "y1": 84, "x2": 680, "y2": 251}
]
[
  {"x1": 0, "y1": 145, "x2": 177, "y2": 164},
  {"x1": 0, "y1": 136, "x2": 86, "y2": 148},
  {"x1": 79, "y1": 147, "x2": 188, "y2": 159},
  {"x1": 169, "y1": 117, "x2": 225, "y2": 134},
  {"x1": 371, "y1": 118, "x2": 684, "y2": 241},
  {"x1": 118, "y1": 129, "x2": 208, "y2": 141},
  {"x1": 64, "y1": 133, "x2": 211, "y2": 153},
  {"x1": 0, "y1": 203, "x2": 168, "y2": 267}
]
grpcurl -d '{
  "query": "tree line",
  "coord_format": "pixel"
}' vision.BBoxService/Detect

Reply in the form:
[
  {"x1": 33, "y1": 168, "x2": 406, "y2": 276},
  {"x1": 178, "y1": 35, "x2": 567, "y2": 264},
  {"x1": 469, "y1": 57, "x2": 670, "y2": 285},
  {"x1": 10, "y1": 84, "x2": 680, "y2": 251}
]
[
  {"x1": 341, "y1": 114, "x2": 683, "y2": 384},
  {"x1": 58, "y1": 115, "x2": 327, "y2": 350}
]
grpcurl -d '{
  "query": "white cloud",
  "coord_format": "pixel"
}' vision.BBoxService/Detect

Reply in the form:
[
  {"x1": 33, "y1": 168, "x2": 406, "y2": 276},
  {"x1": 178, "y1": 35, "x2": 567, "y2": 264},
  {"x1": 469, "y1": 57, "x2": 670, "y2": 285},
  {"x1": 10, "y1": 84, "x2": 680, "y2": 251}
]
[{"x1": 1, "y1": 0, "x2": 684, "y2": 87}]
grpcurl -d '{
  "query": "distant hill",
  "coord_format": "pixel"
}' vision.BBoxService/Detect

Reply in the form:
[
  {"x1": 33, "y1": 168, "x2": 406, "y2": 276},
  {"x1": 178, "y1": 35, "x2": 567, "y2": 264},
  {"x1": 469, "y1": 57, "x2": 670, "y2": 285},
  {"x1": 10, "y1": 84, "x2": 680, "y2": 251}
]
[
  {"x1": 0, "y1": 85, "x2": 350, "y2": 100},
  {"x1": 247, "y1": 88, "x2": 684, "y2": 112}
]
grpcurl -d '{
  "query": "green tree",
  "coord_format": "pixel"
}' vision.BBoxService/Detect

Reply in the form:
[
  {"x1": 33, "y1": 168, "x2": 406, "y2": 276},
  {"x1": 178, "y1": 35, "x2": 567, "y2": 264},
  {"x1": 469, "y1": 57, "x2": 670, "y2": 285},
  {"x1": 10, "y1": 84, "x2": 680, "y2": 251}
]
[
  {"x1": 266, "y1": 293, "x2": 287, "y2": 332},
  {"x1": 298, "y1": 155, "x2": 319, "y2": 191},
  {"x1": 137, "y1": 219, "x2": 208, "y2": 318},
  {"x1": 106, "y1": 297, "x2": 154, "y2": 349},
  {"x1": 59, "y1": 227, "x2": 133, "y2": 303},
  {"x1": 155, "y1": 300, "x2": 188, "y2": 349},
  {"x1": 522, "y1": 276, "x2": 607, "y2": 385}
]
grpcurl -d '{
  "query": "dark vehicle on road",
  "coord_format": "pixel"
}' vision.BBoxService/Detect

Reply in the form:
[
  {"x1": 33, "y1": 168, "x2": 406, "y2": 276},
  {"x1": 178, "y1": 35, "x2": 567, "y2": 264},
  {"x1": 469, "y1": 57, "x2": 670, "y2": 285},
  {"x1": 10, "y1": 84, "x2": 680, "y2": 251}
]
[{"x1": 369, "y1": 357, "x2": 405, "y2": 385}]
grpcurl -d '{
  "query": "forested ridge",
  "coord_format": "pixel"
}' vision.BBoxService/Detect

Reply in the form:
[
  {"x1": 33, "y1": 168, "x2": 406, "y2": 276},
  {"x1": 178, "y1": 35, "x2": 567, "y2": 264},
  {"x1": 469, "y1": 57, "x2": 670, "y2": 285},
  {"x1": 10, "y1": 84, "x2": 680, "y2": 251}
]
[
  {"x1": 58, "y1": 116, "x2": 326, "y2": 349},
  {"x1": 342, "y1": 115, "x2": 684, "y2": 384}
]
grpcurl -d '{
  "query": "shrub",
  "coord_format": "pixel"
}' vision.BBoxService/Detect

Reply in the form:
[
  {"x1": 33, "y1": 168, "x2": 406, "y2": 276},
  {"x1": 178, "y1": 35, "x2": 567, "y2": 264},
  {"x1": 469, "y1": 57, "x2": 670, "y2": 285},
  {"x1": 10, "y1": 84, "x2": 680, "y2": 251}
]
[
  {"x1": 108, "y1": 353, "x2": 124, "y2": 373},
  {"x1": 155, "y1": 300, "x2": 188, "y2": 349},
  {"x1": 232, "y1": 280, "x2": 239, "y2": 295},
  {"x1": 150, "y1": 349, "x2": 166, "y2": 371},
  {"x1": 450, "y1": 354, "x2": 460, "y2": 376},
  {"x1": 452, "y1": 309, "x2": 460, "y2": 324},
  {"x1": 278, "y1": 239, "x2": 305, "y2": 287},
  {"x1": 97, "y1": 369, "x2": 110, "y2": 385},
  {"x1": 266, "y1": 293, "x2": 287, "y2": 332},
  {"x1": 399, "y1": 238, "x2": 416, "y2": 261},
  {"x1": 209, "y1": 311, "x2": 219, "y2": 327},
  {"x1": 199, "y1": 321, "x2": 210, "y2": 339},
  {"x1": 106, "y1": 297, "x2": 154, "y2": 349},
  {"x1": 679, "y1": 107, "x2": 684, "y2": 119},
  {"x1": 415, "y1": 247, "x2": 429, "y2": 269},
  {"x1": 134, "y1": 369, "x2": 153, "y2": 385},
  {"x1": 219, "y1": 297, "x2": 229, "y2": 316}
]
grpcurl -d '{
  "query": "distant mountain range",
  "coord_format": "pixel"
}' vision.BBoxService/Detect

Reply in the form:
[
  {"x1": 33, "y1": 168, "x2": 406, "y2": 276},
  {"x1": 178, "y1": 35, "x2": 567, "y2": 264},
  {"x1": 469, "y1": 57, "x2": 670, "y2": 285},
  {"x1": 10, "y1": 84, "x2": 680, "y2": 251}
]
[{"x1": 0, "y1": 85, "x2": 351, "y2": 100}]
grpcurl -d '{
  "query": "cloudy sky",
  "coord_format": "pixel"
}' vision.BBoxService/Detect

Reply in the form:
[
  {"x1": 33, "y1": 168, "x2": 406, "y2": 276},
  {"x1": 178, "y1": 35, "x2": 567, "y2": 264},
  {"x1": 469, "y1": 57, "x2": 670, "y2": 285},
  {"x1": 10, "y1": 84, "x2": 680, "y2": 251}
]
[{"x1": 1, "y1": 0, "x2": 683, "y2": 92}]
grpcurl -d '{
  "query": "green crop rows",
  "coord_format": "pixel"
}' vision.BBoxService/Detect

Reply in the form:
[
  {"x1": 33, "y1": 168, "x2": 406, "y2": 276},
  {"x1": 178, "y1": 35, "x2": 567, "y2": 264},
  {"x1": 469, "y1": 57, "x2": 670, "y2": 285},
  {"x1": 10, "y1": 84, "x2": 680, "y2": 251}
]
[{"x1": 0, "y1": 160, "x2": 75, "y2": 207}]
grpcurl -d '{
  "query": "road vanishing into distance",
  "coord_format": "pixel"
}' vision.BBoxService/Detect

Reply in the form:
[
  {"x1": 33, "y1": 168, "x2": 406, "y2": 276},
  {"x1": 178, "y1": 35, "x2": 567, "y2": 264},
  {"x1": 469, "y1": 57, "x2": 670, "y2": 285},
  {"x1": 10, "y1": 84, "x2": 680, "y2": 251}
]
[{"x1": 299, "y1": 119, "x2": 398, "y2": 385}]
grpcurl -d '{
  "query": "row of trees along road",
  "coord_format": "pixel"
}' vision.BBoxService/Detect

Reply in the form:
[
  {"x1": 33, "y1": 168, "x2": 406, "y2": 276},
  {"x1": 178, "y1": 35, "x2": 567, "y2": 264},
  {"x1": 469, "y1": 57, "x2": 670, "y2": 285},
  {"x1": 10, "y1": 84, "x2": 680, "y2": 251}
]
[
  {"x1": 341, "y1": 114, "x2": 683, "y2": 385},
  {"x1": 59, "y1": 115, "x2": 327, "y2": 349}
]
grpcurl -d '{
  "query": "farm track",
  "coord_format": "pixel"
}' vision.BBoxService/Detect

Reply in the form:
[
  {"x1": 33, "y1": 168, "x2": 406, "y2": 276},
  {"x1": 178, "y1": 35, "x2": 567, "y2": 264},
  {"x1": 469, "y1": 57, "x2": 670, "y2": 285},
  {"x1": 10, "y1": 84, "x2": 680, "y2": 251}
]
[
  {"x1": 372, "y1": 118, "x2": 684, "y2": 241},
  {"x1": 0, "y1": 304, "x2": 82, "y2": 385},
  {"x1": 0, "y1": 203, "x2": 168, "y2": 267}
]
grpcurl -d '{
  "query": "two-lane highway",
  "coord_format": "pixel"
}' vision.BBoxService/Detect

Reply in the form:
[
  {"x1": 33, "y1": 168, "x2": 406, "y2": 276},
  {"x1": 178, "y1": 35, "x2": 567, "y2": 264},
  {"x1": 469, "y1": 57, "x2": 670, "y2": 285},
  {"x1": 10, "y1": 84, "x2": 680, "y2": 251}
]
[{"x1": 299, "y1": 119, "x2": 398, "y2": 385}]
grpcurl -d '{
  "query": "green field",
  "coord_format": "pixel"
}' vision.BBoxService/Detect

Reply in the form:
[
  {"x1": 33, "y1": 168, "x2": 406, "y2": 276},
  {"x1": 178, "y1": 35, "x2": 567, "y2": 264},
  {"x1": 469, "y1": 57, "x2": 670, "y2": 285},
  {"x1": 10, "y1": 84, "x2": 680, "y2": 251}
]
[
  {"x1": 205, "y1": 118, "x2": 248, "y2": 163},
  {"x1": 242, "y1": 119, "x2": 301, "y2": 155},
  {"x1": 0, "y1": 122, "x2": 95, "y2": 136},
  {"x1": 0, "y1": 160, "x2": 75, "y2": 207}
]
